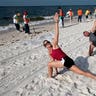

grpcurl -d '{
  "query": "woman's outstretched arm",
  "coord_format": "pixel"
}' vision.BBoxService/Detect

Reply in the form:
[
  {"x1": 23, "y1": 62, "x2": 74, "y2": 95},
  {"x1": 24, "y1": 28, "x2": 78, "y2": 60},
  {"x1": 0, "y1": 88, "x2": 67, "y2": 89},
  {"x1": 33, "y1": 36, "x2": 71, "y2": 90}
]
[
  {"x1": 90, "y1": 20, "x2": 96, "y2": 33},
  {"x1": 52, "y1": 12, "x2": 59, "y2": 49}
]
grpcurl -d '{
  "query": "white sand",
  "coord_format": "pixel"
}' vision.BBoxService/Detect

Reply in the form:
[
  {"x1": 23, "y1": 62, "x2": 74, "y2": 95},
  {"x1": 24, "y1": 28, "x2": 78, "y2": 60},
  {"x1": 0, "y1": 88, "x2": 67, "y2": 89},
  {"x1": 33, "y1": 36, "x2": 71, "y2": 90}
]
[{"x1": 0, "y1": 19, "x2": 96, "y2": 96}]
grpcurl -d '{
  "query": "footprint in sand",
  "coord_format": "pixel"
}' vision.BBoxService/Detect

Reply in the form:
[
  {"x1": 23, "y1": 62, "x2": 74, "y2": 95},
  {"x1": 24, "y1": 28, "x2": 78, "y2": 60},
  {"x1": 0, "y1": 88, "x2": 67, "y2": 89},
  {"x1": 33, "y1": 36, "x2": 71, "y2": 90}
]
[{"x1": 0, "y1": 44, "x2": 4, "y2": 46}]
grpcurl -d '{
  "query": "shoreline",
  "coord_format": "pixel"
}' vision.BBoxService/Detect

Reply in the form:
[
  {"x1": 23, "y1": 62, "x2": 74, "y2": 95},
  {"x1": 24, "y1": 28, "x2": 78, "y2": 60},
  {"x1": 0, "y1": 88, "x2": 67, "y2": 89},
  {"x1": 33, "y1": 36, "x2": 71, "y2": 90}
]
[
  {"x1": 0, "y1": 19, "x2": 54, "y2": 46},
  {"x1": 0, "y1": 15, "x2": 94, "y2": 46},
  {"x1": 0, "y1": 15, "x2": 78, "y2": 33}
]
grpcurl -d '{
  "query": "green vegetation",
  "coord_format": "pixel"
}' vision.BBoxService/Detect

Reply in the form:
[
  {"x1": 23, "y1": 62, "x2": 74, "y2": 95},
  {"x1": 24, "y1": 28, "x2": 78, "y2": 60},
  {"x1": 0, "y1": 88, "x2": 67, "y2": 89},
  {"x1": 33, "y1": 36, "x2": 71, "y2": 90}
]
[{"x1": 30, "y1": 16, "x2": 45, "y2": 21}]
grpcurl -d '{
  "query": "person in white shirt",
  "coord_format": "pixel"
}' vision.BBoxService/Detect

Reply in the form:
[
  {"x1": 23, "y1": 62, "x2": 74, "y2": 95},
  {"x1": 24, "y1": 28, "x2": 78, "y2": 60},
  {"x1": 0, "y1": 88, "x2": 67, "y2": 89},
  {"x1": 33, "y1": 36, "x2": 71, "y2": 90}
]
[{"x1": 13, "y1": 12, "x2": 21, "y2": 32}]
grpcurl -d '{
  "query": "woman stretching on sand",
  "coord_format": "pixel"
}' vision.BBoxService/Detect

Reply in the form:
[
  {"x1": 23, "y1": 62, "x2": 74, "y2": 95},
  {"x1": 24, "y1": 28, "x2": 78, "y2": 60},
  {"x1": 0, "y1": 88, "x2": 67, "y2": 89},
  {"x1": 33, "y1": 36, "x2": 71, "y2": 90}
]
[{"x1": 43, "y1": 12, "x2": 96, "y2": 80}]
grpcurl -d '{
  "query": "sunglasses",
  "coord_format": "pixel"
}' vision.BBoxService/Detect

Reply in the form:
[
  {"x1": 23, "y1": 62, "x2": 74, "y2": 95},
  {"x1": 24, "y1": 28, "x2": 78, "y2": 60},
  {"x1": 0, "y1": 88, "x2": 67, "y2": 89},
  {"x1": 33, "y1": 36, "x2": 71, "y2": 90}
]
[{"x1": 43, "y1": 41, "x2": 50, "y2": 47}]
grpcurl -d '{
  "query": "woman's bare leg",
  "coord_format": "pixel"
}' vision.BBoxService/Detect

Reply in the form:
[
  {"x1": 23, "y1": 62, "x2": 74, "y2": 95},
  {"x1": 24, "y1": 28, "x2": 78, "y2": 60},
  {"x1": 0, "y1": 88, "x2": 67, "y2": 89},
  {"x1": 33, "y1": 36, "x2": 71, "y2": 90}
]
[
  {"x1": 48, "y1": 61, "x2": 64, "y2": 77},
  {"x1": 55, "y1": 68, "x2": 58, "y2": 74},
  {"x1": 48, "y1": 65, "x2": 53, "y2": 78},
  {"x1": 69, "y1": 65, "x2": 96, "y2": 80}
]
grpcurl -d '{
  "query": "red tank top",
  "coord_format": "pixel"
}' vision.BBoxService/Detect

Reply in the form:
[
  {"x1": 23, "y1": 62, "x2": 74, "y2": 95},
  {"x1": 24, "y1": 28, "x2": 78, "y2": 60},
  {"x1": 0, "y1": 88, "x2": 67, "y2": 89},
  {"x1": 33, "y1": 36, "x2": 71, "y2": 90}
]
[{"x1": 50, "y1": 48, "x2": 67, "y2": 60}]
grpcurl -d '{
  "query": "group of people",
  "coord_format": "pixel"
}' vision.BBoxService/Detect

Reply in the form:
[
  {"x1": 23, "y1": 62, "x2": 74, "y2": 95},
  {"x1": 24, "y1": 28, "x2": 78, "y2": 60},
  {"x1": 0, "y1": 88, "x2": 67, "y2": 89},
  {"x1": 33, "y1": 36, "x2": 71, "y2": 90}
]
[
  {"x1": 75, "y1": 8, "x2": 96, "y2": 22},
  {"x1": 58, "y1": 7, "x2": 96, "y2": 28},
  {"x1": 43, "y1": 12, "x2": 96, "y2": 80},
  {"x1": 13, "y1": 11, "x2": 31, "y2": 34}
]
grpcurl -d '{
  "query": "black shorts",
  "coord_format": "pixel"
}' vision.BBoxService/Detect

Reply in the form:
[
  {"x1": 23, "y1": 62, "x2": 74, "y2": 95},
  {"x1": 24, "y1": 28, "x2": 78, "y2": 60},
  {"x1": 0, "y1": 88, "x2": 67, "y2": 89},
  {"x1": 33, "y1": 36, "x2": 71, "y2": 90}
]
[{"x1": 64, "y1": 56, "x2": 75, "y2": 69}]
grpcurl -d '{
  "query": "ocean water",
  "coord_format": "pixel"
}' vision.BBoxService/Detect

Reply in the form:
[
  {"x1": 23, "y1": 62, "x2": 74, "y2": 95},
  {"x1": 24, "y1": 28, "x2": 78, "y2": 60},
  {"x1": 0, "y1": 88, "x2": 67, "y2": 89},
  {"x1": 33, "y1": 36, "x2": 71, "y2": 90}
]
[
  {"x1": 0, "y1": 5, "x2": 96, "y2": 25},
  {"x1": 0, "y1": 5, "x2": 96, "y2": 31}
]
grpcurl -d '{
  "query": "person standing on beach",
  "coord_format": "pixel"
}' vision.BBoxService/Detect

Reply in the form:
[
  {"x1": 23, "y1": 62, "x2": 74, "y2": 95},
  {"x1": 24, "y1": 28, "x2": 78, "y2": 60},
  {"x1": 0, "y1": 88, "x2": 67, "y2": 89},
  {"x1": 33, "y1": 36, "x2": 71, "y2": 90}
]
[
  {"x1": 68, "y1": 9, "x2": 73, "y2": 23},
  {"x1": 94, "y1": 8, "x2": 96, "y2": 18},
  {"x1": 23, "y1": 11, "x2": 31, "y2": 34},
  {"x1": 13, "y1": 12, "x2": 21, "y2": 32},
  {"x1": 43, "y1": 12, "x2": 96, "y2": 80},
  {"x1": 85, "y1": 10, "x2": 90, "y2": 20},
  {"x1": 83, "y1": 20, "x2": 96, "y2": 56},
  {"x1": 77, "y1": 8, "x2": 83, "y2": 22},
  {"x1": 58, "y1": 7, "x2": 64, "y2": 27},
  {"x1": 89, "y1": 10, "x2": 92, "y2": 19}
]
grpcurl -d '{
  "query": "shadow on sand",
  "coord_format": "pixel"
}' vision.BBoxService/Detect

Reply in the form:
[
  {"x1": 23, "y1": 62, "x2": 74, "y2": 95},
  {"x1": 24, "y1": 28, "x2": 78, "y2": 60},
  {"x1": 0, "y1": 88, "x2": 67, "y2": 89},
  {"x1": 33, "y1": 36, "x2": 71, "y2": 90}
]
[
  {"x1": 64, "y1": 23, "x2": 79, "y2": 28},
  {"x1": 58, "y1": 56, "x2": 96, "y2": 76}
]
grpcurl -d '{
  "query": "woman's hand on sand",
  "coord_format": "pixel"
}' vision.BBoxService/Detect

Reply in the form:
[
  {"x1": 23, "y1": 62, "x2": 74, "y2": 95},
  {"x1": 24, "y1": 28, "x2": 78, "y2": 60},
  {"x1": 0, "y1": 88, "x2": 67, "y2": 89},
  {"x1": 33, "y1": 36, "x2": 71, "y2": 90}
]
[{"x1": 54, "y1": 12, "x2": 59, "y2": 23}]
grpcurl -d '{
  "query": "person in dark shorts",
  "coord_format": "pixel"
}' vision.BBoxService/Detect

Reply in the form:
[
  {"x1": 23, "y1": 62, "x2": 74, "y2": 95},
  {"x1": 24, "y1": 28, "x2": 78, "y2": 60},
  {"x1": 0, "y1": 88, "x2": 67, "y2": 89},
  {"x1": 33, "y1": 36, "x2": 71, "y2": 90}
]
[
  {"x1": 83, "y1": 20, "x2": 96, "y2": 56},
  {"x1": 13, "y1": 12, "x2": 21, "y2": 32},
  {"x1": 43, "y1": 12, "x2": 96, "y2": 80},
  {"x1": 77, "y1": 8, "x2": 83, "y2": 22},
  {"x1": 23, "y1": 11, "x2": 31, "y2": 34},
  {"x1": 58, "y1": 7, "x2": 64, "y2": 27}
]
